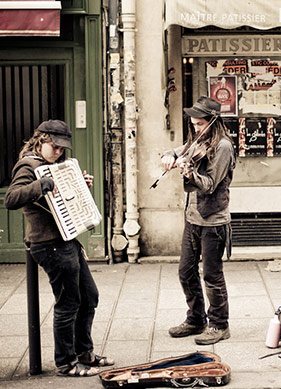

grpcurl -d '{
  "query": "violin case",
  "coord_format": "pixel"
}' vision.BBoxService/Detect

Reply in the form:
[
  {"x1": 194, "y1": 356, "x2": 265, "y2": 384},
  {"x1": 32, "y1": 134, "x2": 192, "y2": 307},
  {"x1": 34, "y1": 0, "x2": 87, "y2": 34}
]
[{"x1": 99, "y1": 351, "x2": 231, "y2": 388}]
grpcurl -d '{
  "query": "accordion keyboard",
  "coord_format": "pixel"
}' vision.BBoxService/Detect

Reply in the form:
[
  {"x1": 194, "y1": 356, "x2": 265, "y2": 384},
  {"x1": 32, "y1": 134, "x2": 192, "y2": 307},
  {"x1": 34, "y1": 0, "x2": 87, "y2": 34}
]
[{"x1": 35, "y1": 158, "x2": 102, "y2": 241}]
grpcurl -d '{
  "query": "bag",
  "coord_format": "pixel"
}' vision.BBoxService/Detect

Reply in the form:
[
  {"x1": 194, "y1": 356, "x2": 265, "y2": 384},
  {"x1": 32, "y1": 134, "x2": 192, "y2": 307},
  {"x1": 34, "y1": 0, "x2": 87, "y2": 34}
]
[{"x1": 99, "y1": 351, "x2": 231, "y2": 388}]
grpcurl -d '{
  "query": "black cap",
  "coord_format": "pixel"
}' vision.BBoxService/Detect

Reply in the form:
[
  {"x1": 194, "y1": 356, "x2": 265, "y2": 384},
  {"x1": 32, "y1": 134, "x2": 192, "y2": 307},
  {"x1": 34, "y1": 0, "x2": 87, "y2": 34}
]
[
  {"x1": 37, "y1": 120, "x2": 72, "y2": 150},
  {"x1": 183, "y1": 96, "x2": 221, "y2": 118}
]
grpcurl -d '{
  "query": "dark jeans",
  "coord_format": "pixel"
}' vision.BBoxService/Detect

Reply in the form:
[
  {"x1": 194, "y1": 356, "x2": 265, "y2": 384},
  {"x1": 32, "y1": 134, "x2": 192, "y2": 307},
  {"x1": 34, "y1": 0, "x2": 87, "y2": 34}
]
[
  {"x1": 30, "y1": 238, "x2": 99, "y2": 368},
  {"x1": 179, "y1": 221, "x2": 229, "y2": 329}
]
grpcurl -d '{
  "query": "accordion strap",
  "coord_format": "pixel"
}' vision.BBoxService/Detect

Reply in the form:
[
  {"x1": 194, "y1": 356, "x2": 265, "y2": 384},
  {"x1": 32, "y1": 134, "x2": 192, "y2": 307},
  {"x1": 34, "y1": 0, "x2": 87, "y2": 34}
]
[{"x1": 34, "y1": 201, "x2": 52, "y2": 215}]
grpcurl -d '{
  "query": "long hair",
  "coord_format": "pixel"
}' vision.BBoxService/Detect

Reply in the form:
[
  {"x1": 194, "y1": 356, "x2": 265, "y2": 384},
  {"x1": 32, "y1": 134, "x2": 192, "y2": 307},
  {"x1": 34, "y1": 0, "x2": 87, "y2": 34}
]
[
  {"x1": 18, "y1": 130, "x2": 52, "y2": 160},
  {"x1": 185, "y1": 115, "x2": 233, "y2": 161}
]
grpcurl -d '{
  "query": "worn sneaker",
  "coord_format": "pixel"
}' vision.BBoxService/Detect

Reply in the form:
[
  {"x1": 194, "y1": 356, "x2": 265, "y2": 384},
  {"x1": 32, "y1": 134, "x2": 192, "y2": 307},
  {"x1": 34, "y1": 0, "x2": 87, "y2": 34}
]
[
  {"x1": 169, "y1": 321, "x2": 207, "y2": 338},
  {"x1": 195, "y1": 326, "x2": 230, "y2": 345}
]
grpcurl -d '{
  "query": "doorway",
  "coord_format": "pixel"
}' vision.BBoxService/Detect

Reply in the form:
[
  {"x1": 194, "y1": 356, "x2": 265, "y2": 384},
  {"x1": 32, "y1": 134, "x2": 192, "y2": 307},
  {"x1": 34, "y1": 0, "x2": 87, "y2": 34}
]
[{"x1": 0, "y1": 63, "x2": 65, "y2": 262}]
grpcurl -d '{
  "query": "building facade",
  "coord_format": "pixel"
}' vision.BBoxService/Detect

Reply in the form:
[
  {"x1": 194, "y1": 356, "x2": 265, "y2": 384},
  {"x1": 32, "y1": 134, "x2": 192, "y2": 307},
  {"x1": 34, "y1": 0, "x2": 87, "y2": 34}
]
[
  {"x1": 2, "y1": 0, "x2": 281, "y2": 263},
  {"x1": 136, "y1": 0, "x2": 281, "y2": 259}
]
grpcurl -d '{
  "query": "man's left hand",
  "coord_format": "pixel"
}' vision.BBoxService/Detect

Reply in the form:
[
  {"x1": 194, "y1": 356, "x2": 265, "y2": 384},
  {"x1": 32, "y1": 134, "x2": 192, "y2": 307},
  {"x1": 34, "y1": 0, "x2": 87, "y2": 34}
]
[{"x1": 83, "y1": 170, "x2": 93, "y2": 188}]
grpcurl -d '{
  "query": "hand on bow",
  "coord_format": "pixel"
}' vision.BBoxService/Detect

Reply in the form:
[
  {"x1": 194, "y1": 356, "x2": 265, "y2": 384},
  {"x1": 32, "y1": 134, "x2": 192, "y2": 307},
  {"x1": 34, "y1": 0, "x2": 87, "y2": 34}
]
[{"x1": 161, "y1": 155, "x2": 176, "y2": 171}]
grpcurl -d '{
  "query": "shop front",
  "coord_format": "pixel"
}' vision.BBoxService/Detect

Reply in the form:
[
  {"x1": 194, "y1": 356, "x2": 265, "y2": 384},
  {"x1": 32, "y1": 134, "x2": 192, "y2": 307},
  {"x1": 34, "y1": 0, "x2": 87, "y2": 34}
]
[{"x1": 165, "y1": 0, "x2": 281, "y2": 249}]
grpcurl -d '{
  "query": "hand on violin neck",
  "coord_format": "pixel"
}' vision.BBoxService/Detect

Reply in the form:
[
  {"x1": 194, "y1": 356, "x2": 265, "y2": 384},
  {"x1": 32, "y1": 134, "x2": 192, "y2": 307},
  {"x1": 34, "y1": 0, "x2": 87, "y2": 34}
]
[
  {"x1": 175, "y1": 155, "x2": 187, "y2": 170},
  {"x1": 181, "y1": 163, "x2": 194, "y2": 180},
  {"x1": 176, "y1": 156, "x2": 194, "y2": 179}
]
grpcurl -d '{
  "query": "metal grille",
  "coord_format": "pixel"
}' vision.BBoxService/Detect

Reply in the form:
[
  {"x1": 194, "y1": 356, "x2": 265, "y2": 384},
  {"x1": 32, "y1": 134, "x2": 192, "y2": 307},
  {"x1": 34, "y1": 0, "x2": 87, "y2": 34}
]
[
  {"x1": 0, "y1": 64, "x2": 65, "y2": 187},
  {"x1": 232, "y1": 213, "x2": 281, "y2": 246}
]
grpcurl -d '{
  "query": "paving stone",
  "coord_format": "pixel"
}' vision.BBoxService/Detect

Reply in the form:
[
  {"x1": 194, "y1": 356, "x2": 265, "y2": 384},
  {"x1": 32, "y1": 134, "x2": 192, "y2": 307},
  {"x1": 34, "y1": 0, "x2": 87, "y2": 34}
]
[
  {"x1": 108, "y1": 318, "x2": 153, "y2": 341},
  {"x1": 103, "y1": 340, "x2": 149, "y2": 368},
  {"x1": 229, "y1": 295, "x2": 274, "y2": 319}
]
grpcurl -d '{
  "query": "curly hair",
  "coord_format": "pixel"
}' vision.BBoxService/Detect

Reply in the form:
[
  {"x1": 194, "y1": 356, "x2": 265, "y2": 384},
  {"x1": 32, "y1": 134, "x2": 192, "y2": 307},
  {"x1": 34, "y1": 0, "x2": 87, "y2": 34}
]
[
  {"x1": 185, "y1": 116, "x2": 233, "y2": 161},
  {"x1": 19, "y1": 130, "x2": 52, "y2": 160}
]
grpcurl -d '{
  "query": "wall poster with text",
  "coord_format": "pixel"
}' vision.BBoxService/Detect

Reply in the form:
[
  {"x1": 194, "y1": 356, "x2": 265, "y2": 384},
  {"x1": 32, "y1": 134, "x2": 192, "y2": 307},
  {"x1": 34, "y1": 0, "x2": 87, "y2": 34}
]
[
  {"x1": 224, "y1": 118, "x2": 239, "y2": 153},
  {"x1": 206, "y1": 59, "x2": 281, "y2": 117},
  {"x1": 238, "y1": 118, "x2": 267, "y2": 156},
  {"x1": 208, "y1": 75, "x2": 237, "y2": 116},
  {"x1": 267, "y1": 118, "x2": 281, "y2": 156}
]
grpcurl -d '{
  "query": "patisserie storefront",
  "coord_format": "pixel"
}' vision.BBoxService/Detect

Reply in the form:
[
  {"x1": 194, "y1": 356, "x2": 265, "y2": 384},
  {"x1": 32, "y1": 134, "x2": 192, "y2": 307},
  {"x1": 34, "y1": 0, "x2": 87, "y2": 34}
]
[{"x1": 165, "y1": 0, "x2": 281, "y2": 247}]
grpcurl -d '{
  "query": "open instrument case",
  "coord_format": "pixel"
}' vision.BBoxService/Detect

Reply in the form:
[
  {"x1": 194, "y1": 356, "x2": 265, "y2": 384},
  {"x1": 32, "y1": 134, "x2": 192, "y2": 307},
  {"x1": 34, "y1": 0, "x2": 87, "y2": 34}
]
[{"x1": 99, "y1": 351, "x2": 231, "y2": 388}]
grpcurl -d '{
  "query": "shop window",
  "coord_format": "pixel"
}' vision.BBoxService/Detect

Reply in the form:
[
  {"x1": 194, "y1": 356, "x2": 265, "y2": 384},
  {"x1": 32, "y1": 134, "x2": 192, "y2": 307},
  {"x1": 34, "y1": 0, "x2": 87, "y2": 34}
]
[{"x1": 205, "y1": 58, "x2": 281, "y2": 157}]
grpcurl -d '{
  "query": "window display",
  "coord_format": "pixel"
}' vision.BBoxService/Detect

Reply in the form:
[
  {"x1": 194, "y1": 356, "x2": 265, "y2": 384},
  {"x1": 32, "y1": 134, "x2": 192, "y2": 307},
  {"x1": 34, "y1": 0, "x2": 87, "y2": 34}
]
[{"x1": 206, "y1": 58, "x2": 281, "y2": 156}]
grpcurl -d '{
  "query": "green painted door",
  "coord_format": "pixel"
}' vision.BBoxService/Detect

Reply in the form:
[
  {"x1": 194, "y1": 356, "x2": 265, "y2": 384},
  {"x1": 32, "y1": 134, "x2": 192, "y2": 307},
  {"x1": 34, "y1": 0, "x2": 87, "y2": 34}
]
[{"x1": 0, "y1": 15, "x2": 105, "y2": 262}]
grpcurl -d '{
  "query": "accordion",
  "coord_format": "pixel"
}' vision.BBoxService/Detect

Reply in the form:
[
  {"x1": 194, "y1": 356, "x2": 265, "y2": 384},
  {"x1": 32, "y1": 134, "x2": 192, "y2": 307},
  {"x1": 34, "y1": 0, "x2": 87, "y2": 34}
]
[{"x1": 34, "y1": 158, "x2": 102, "y2": 241}]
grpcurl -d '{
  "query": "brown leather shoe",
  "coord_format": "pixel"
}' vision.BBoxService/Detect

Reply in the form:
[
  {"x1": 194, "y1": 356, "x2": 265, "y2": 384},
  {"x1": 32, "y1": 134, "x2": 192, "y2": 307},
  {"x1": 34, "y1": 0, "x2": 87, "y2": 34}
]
[{"x1": 169, "y1": 321, "x2": 207, "y2": 338}]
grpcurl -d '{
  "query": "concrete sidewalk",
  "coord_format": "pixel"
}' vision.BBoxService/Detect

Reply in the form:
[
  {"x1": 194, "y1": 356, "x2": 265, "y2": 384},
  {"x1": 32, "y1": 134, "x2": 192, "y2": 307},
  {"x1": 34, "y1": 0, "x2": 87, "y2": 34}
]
[{"x1": 0, "y1": 259, "x2": 281, "y2": 388}]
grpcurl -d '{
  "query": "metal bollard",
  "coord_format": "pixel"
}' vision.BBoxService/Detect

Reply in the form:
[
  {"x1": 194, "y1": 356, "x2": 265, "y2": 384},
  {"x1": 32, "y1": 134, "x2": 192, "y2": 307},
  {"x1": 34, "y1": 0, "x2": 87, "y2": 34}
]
[{"x1": 26, "y1": 248, "x2": 42, "y2": 375}]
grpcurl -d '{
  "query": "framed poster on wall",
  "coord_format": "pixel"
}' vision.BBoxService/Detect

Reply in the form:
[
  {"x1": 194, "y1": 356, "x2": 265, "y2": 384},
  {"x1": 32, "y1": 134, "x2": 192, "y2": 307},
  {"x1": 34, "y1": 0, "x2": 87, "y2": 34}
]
[
  {"x1": 208, "y1": 75, "x2": 237, "y2": 116},
  {"x1": 224, "y1": 118, "x2": 239, "y2": 153},
  {"x1": 238, "y1": 118, "x2": 267, "y2": 156},
  {"x1": 267, "y1": 118, "x2": 281, "y2": 156}
]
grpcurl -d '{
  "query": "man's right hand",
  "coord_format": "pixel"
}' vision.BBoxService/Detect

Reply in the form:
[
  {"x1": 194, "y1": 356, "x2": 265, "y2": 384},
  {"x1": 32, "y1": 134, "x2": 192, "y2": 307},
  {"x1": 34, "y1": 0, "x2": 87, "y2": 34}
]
[{"x1": 161, "y1": 155, "x2": 176, "y2": 171}]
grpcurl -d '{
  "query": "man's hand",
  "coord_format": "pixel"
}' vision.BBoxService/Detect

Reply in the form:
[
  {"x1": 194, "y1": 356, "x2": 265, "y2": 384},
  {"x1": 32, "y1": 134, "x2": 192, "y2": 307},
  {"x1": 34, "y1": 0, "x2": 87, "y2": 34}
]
[
  {"x1": 175, "y1": 156, "x2": 186, "y2": 173},
  {"x1": 176, "y1": 156, "x2": 194, "y2": 180},
  {"x1": 161, "y1": 155, "x2": 176, "y2": 171},
  {"x1": 83, "y1": 170, "x2": 93, "y2": 188},
  {"x1": 181, "y1": 164, "x2": 194, "y2": 180}
]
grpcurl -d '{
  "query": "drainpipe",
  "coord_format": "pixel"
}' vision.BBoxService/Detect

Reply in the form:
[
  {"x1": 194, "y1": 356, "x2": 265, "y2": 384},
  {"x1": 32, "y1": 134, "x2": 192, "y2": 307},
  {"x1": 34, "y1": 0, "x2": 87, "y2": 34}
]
[
  {"x1": 121, "y1": 0, "x2": 140, "y2": 263},
  {"x1": 108, "y1": 0, "x2": 128, "y2": 262}
]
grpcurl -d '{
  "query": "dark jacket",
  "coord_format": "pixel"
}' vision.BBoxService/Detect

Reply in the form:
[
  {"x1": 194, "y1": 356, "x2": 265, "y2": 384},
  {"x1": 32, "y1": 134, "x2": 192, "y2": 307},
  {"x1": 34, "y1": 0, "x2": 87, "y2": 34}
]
[
  {"x1": 4, "y1": 155, "x2": 61, "y2": 243},
  {"x1": 164, "y1": 137, "x2": 235, "y2": 219}
]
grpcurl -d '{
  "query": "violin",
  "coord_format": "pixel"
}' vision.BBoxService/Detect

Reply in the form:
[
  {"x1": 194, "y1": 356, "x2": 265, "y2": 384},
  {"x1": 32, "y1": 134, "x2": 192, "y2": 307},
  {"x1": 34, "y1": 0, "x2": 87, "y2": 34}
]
[
  {"x1": 185, "y1": 139, "x2": 210, "y2": 165},
  {"x1": 150, "y1": 115, "x2": 217, "y2": 189},
  {"x1": 149, "y1": 140, "x2": 210, "y2": 189},
  {"x1": 179, "y1": 139, "x2": 210, "y2": 179}
]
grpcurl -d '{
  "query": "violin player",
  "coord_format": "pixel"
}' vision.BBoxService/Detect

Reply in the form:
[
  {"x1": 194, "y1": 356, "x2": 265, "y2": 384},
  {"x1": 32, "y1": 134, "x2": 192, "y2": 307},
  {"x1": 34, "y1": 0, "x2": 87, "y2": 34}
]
[{"x1": 161, "y1": 96, "x2": 236, "y2": 345}]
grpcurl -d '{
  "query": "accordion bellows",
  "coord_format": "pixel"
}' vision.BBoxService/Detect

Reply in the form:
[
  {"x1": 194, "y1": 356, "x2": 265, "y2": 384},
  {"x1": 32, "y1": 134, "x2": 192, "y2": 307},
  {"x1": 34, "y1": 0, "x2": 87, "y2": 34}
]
[
  {"x1": 35, "y1": 158, "x2": 102, "y2": 241},
  {"x1": 99, "y1": 351, "x2": 231, "y2": 388}
]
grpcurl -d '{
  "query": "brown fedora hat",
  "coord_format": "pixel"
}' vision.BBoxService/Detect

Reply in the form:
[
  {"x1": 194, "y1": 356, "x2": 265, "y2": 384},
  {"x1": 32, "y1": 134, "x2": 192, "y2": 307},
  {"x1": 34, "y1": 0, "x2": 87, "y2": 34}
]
[{"x1": 184, "y1": 96, "x2": 221, "y2": 118}]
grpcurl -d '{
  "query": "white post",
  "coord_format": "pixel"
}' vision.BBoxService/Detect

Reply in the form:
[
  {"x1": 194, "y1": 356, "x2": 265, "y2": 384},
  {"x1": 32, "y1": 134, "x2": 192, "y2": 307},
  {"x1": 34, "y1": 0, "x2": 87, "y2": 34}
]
[{"x1": 121, "y1": 0, "x2": 140, "y2": 262}]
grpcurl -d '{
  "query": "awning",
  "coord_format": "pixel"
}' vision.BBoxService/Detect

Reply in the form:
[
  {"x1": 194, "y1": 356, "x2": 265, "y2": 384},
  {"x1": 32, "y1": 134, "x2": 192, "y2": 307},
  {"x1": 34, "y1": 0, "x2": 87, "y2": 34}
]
[
  {"x1": 0, "y1": 1, "x2": 61, "y2": 36},
  {"x1": 165, "y1": 0, "x2": 281, "y2": 30}
]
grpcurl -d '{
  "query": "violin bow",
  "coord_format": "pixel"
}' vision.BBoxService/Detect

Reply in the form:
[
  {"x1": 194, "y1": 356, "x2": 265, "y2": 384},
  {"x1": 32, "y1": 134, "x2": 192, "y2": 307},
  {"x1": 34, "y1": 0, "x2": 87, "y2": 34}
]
[
  {"x1": 149, "y1": 170, "x2": 167, "y2": 189},
  {"x1": 150, "y1": 115, "x2": 218, "y2": 189}
]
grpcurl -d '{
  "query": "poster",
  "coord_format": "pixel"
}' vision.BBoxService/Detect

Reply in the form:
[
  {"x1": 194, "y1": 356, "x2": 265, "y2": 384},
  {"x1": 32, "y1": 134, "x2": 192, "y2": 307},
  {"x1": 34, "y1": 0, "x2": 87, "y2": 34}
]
[
  {"x1": 206, "y1": 59, "x2": 281, "y2": 116},
  {"x1": 267, "y1": 118, "x2": 281, "y2": 156},
  {"x1": 267, "y1": 118, "x2": 274, "y2": 157},
  {"x1": 224, "y1": 118, "x2": 239, "y2": 153},
  {"x1": 238, "y1": 118, "x2": 246, "y2": 157},
  {"x1": 208, "y1": 76, "x2": 237, "y2": 116},
  {"x1": 241, "y1": 118, "x2": 267, "y2": 156}
]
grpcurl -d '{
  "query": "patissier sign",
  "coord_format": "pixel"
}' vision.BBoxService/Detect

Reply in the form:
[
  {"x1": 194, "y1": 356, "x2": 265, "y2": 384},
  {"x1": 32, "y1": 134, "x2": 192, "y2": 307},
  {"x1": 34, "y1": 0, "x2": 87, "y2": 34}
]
[
  {"x1": 165, "y1": 0, "x2": 281, "y2": 30},
  {"x1": 182, "y1": 36, "x2": 281, "y2": 56}
]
